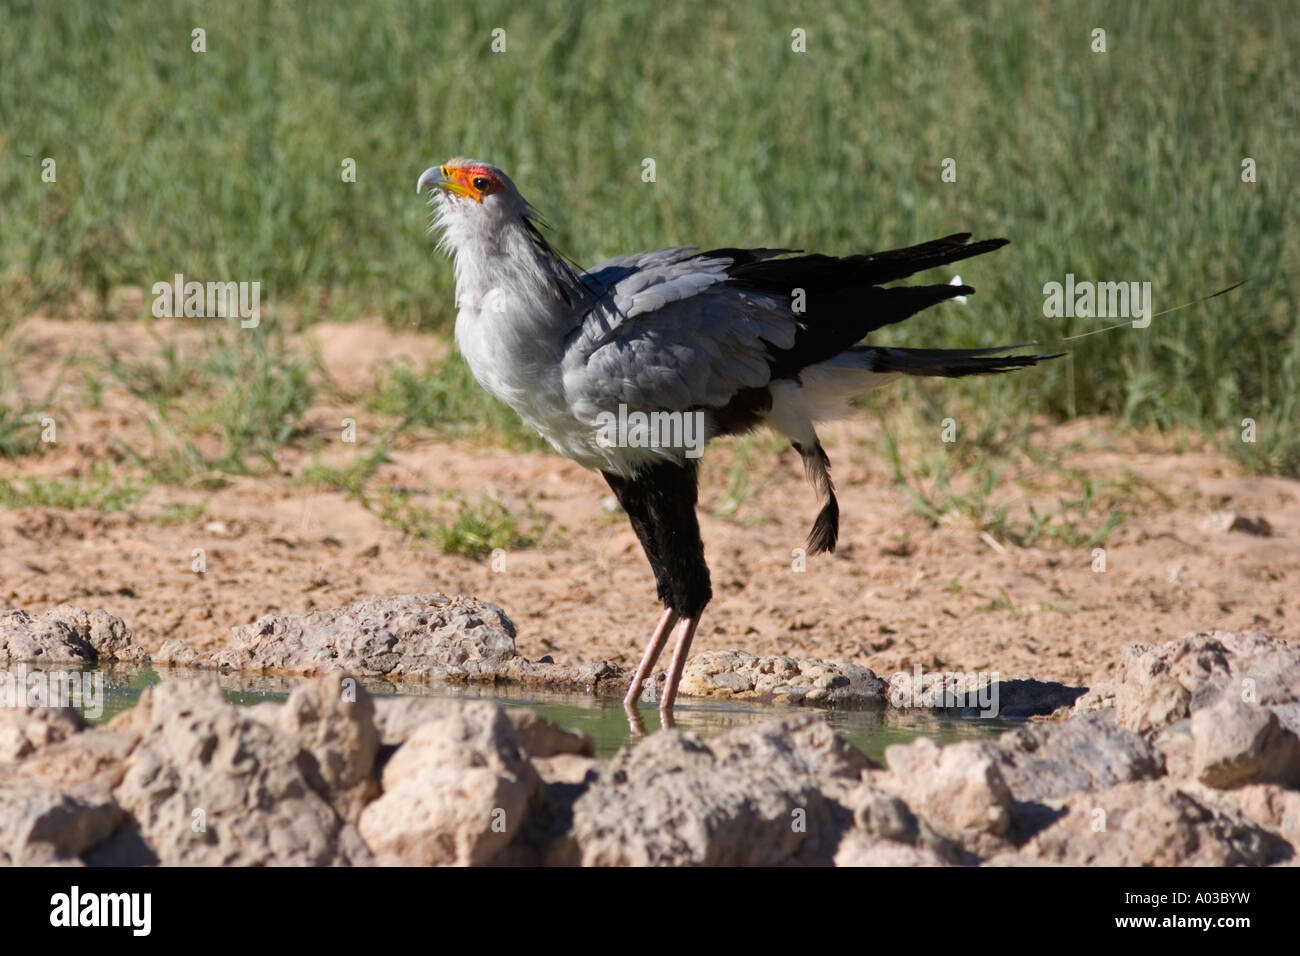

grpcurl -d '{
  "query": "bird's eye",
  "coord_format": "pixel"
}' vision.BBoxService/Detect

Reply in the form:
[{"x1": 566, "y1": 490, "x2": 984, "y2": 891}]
[{"x1": 472, "y1": 176, "x2": 492, "y2": 192}]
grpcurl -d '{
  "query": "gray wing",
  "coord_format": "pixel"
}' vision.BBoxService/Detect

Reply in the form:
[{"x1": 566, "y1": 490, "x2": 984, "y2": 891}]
[{"x1": 562, "y1": 248, "x2": 796, "y2": 421}]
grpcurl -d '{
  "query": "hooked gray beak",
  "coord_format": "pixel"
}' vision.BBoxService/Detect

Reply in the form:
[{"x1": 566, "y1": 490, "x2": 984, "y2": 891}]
[{"x1": 416, "y1": 166, "x2": 446, "y2": 196}]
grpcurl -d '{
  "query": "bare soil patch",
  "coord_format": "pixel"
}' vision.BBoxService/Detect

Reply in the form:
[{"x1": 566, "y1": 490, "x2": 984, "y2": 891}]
[{"x1": 3, "y1": 316, "x2": 1295, "y2": 689}]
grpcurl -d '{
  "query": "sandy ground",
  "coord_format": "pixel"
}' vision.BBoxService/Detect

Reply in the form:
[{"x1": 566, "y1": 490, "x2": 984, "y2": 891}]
[{"x1": 2, "y1": 315, "x2": 1296, "y2": 690}]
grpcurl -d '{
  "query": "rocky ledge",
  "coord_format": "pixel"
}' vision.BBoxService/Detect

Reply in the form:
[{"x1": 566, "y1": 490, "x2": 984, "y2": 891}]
[
  {"x1": 1, "y1": 606, "x2": 1298, "y2": 865},
  {"x1": 145, "y1": 593, "x2": 1083, "y2": 714}
]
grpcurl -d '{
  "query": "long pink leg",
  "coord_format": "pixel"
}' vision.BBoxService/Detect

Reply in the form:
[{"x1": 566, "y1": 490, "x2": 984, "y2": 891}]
[
  {"x1": 658, "y1": 615, "x2": 702, "y2": 713},
  {"x1": 624, "y1": 607, "x2": 679, "y2": 706}
]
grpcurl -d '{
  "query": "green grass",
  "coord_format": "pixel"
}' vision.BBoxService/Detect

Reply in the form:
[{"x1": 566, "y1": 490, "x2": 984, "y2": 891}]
[
  {"x1": 0, "y1": 398, "x2": 47, "y2": 459},
  {"x1": 871, "y1": 400, "x2": 1135, "y2": 549},
  {"x1": 0, "y1": 461, "x2": 150, "y2": 511},
  {"x1": 101, "y1": 317, "x2": 318, "y2": 482},
  {"x1": 301, "y1": 442, "x2": 393, "y2": 500},
  {"x1": 706, "y1": 432, "x2": 787, "y2": 522},
  {"x1": 365, "y1": 352, "x2": 548, "y2": 450},
  {"x1": 1, "y1": 1, "x2": 1297, "y2": 472},
  {"x1": 944, "y1": 579, "x2": 1078, "y2": 618},
  {"x1": 145, "y1": 499, "x2": 210, "y2": 526},
  {"x1": 302, "y1": 442, "x2": 557, "y2": 558},
  {"x1": 0, "y1": 328, "x2": 67, "y2": 459},
  {"x1": 376, "y1": 489, "x2": 555, "y2": 559}
]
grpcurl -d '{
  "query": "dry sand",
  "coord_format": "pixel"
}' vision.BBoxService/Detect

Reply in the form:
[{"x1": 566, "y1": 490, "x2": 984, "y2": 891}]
[{"x1": 3, "y1": 316, "x2": 1295, "y2": 689}]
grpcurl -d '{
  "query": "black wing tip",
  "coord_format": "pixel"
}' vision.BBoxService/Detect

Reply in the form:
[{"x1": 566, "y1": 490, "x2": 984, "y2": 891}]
[{"x1": 868, "y1": 345, "x2": 1064, "y2": 378}]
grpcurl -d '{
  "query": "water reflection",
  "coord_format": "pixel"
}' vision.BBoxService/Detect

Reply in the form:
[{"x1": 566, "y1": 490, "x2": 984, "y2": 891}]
[{"x1": 80, "y1": 665, "x2": 1022, "y2": 766}]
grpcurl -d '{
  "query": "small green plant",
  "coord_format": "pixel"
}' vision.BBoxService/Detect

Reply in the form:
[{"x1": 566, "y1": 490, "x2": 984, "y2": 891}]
[
  {"x1": 945, "y1": 579, "x2": 1077, "y2": 617},
  {"x1": 873, "y1": 406, "x2": 1128, "y2": 549},
  {"x1": 146, "y1": 499, "x2": 210, "y2": 526},
  {"x1": 299, "y1": 443, "x2": 557, "y2": 559},
  {"x1": 376, "y1": 488, "x2": 555, "y2": 559},
  {"x1": 0, "y1": 402, "x2": 46, "y2": 459},
  {"x1": 0, "y1": 462, "x2": 151, "y2": 512},
  {"x1": 301, "y1": 442, "x2": 392, "y2": 500},
  {"x1": 0, "y1": 336, "x2": 65, "y2": 459}
]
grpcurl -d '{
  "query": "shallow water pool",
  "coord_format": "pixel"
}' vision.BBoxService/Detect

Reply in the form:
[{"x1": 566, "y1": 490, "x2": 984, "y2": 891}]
[{"x1": 71, "y1": 666, "x2": 1021, "y2": 765}]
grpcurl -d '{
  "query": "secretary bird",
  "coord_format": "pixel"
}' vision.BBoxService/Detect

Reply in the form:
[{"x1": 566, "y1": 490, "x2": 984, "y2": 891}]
[{"x1": 417, "y1": 158, "x2": 1058, "y2": 716}]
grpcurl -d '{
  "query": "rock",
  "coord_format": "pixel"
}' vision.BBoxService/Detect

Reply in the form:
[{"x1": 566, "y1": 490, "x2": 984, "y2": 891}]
[
  {"x1": 1191, "y1": 697, "x2": 1300, "y2": 789},
  {"x1": 1107, "y1": 631, "x2": 1300, "y2": 735},
  {"x1": 1231, "y1": 785, "x2": 1300, "y2": 846},
  {"x1": 995, "y1": 710, "x2": 1165, "y2": 804},
  {"x1": 1202, "y1": 511, "x2": 1272, "y2": 536},
  {"x1": 4, "y1": 606, "x2": 1299, "y2": 868},
  {"x1": 0, "y1": 606, "x2": 147, "y2": 666},
  {"x1": 557, "y1": 715, "x2": 867, "y2": 866},
  {"x1": 0, "y1": 777, "x2": 123, "y2": 865},
  {"x1": 171, "y1": 595, "x2": 990, "y2": 711},
  {"x1": 678, "y1": 650, "x2": 888, "y2": 708},
  {"x1": 833, "y1": 830, "x2": 953, "y2": 866},
  {"x1": 274, "y1": 674, "x2": 380, "y2": 822},
  {"x1": 1016, "y1": 780, "x2": 1291, "y2": 866},
  {"x1": 724, "y1": 711, "x2": 878, "y2": 780},
  {"x1": 1274, "y1": 701, "x2": 1300, "y2": 737},
  {"x1": 888, "y1": 671, "x2": 1084, "y2": 717},
  {"x1": 501, "y1": 657, "x2": 628, "y2": 696},
  {"x1": 1115, "y1": 652, "x2": 1192, "y2": 734},
  {"x1": 155, "y1": 638, "x2": 200, "y2": 666},
  {"x1": 834, "y1": 785, "x2": 971, "y2": 866},
  {"x1": 111, "y1": 679, "x2": 368, "y2": 865},
  {"x1": 358, "y1": 701, "x2": 540, "y2": 866},
  {"x1": 1070, "y1": 680, "x2": 1117, "y2": 714},
  {"x1": 216, "y1": 593, "x2": 518, "y2": 681},
  {"x1": 371, "y1": 695, "x2": 468, "y2": 747},
  {"x1": 1153, "y1": 719, "x2": 1196, "y2": 779},
  {"x1": 882, "y1": 738, "x2": 1014, "y2": 856},
  {"x1": 51, "y1": 606, "x2": 146, "y2": 663},
  {"x1": 506, "y1": 708, "x2": 595, "y2": 759},
  {"x1": 0, "y1": 704, "x2": 83, "y2": 762},
  {"x1": 710, "y1": 670, "x2": 754, "y2": 693},
  {"x1": 1229, "y1": 515, "x2": 1272, "y2": 536},
  {"x1": 15, "y1": 730, "x2": 140, "y2": 792},
  {"x1": 531, "y1": 753, "x2": 599, "y2": 786}
]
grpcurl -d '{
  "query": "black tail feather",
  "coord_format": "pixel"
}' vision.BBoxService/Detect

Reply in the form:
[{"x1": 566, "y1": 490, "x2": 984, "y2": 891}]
[
  {"x1": 723, "y1": 233, "x2": 1009, "y2": 293},
  {"x1": 727, "y1": 235, "x2": 1012, "y2": 380},
  {"x1": 861, "y1": 345, "x2": 1063, "y2": 378}
]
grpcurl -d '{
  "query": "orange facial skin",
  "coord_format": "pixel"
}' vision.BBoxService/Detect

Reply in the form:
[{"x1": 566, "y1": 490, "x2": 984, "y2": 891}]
[{"x1": 440, "y1": 164, "x2": 503, "y2": 202}]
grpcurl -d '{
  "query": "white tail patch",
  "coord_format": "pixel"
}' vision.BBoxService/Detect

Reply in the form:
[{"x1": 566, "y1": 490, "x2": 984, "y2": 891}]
[{"x1": 949, "y1": 275, "x2": 967, "y2": 305}]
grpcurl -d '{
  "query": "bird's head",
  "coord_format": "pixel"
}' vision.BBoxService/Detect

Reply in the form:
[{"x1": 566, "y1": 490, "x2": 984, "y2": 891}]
[
  {"x1": 417, "y1": 157, "x2": 584, "y2": 303},
  {"x1": 417, "y1": 158, "x2": 534, "y2": 237}
]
